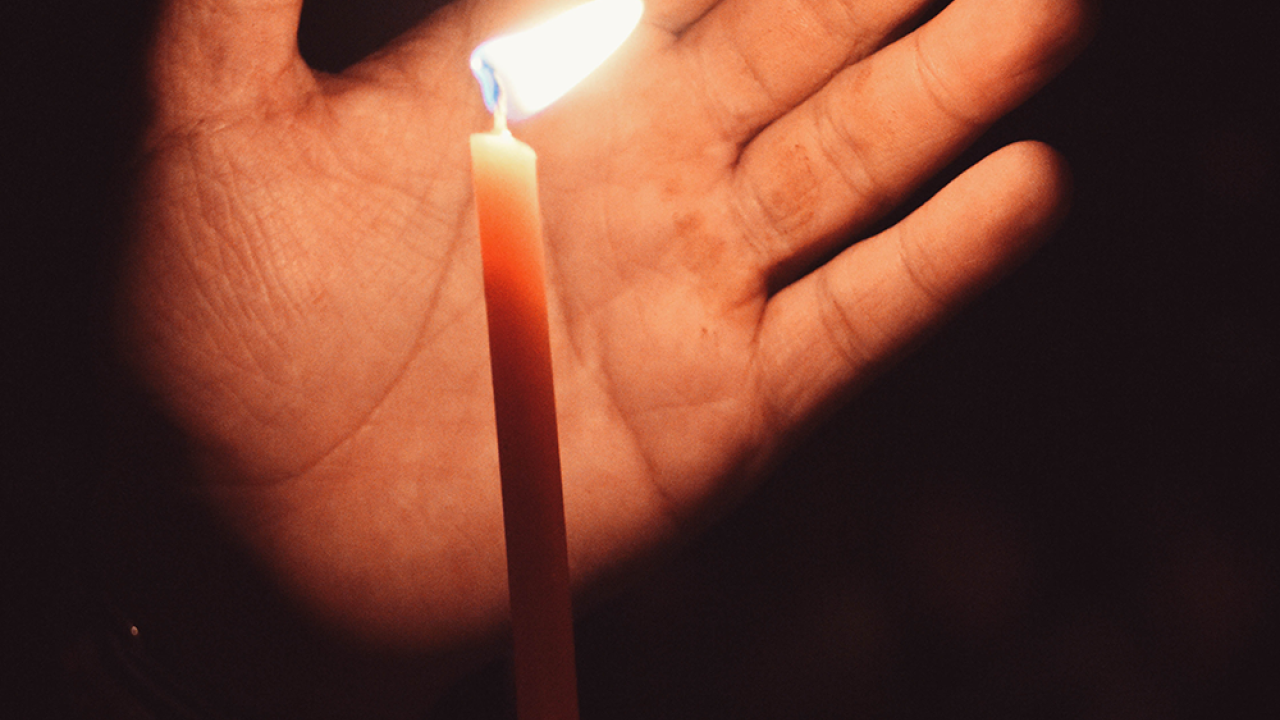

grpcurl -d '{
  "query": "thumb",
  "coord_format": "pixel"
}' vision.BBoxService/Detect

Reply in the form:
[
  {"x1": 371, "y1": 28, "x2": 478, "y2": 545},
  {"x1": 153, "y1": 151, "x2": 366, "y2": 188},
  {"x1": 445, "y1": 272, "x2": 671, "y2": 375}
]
[{"x1": 150, "y1": 0, "x2": 309, "y2": 123}]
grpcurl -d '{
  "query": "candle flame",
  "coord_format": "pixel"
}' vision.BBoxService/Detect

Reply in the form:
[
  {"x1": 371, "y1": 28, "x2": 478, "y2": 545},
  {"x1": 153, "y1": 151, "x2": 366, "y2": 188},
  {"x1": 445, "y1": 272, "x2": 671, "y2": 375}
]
[{"x1": 471, "y1": 0, "x2": 645, "y2": 123}]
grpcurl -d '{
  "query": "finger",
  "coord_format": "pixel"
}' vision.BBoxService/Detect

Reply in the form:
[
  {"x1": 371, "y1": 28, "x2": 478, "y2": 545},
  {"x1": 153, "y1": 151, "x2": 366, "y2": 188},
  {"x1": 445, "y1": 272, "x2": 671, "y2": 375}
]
[
  {"x1": 755, "y1": 141, "x2": 1071, "y2": 430},
  {"x1": 733, "y1": 0, "x2": 1091, "y2": 277},
  {"x1": 677, "y1": 0, "x2": 935, "y2": 141},
  {"x1": 151, "y1": 0, "x2": 308, "y2": 120}
]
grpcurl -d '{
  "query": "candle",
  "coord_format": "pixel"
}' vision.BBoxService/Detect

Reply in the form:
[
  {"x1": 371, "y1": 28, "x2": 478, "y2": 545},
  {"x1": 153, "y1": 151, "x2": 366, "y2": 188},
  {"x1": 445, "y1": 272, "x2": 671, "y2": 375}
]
[
  {"x1": 473, "y1": 123, "x2": 578, "y2": 720},
  {"x1": 468, "y1": 3, "x2": 644, "y2": 719}
]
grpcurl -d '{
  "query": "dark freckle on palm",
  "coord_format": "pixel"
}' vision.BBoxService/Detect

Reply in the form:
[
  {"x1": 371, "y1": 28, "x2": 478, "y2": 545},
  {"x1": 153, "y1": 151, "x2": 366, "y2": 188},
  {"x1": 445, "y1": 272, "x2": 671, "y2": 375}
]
[{"x1": 673, "y1": 209, "x2": 705, "y2": 235}]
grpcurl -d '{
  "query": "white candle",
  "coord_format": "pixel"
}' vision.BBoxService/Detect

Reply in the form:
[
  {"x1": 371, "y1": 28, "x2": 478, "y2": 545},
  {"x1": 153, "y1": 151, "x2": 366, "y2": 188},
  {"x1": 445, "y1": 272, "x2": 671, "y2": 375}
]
[{"x1": 473, "y1": 117, "x2": 578, "y2": 720}]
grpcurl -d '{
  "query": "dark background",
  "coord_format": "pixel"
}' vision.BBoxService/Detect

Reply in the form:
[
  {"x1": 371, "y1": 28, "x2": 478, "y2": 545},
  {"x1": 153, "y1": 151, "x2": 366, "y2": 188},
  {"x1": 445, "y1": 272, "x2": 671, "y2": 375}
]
[{"x1": 6, "y1": 0, "x2": 1277, "y2": 717}]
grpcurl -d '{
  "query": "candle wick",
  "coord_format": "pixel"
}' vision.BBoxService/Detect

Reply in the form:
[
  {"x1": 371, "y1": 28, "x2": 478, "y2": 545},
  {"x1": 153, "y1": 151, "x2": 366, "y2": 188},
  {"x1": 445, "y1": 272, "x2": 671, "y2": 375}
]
[{"x1": 493, "y1": 79, "x2": 510, "y2": 135}]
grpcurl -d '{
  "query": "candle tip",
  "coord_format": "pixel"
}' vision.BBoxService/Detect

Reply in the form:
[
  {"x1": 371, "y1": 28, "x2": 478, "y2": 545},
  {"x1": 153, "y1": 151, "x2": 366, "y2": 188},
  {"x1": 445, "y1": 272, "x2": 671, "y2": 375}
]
[{"x1": 493, "y1": 81, "x2": 510, "y2": 134}]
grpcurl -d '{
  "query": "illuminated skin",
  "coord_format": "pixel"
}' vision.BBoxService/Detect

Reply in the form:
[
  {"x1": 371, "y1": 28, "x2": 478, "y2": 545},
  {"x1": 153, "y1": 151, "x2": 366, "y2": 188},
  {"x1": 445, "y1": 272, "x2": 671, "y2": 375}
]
[{"x1": 122, "y1": 0, "x2": 1092, "y2": 712}]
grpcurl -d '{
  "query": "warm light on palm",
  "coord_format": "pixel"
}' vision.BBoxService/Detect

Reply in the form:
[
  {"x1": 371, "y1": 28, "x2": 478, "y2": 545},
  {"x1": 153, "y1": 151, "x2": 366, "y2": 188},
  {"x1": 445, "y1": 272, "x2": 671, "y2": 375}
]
[{"x1": 121, "y1": 0, "x2": 1090, "y2": 685}]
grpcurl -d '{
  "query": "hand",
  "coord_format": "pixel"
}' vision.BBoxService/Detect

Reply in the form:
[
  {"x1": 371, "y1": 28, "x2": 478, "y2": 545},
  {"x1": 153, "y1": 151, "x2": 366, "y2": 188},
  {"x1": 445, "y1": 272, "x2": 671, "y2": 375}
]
[{"x1": 120, "y1": 0, "x2": 1089, "y2": 696}]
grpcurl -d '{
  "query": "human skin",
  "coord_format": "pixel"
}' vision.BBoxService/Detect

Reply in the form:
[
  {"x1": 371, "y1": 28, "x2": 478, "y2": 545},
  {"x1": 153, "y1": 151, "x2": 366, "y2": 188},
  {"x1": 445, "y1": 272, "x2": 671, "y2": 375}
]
[{"x1": 118, "y1": 0, "x2": 1092, "y2": 714}]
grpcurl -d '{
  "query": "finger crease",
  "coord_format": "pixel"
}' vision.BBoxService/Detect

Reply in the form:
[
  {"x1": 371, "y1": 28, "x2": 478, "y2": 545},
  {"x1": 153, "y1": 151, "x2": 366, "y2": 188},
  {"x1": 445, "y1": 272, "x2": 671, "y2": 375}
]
[
  {"x1": 815, "y1": 269, "x2": 877, "y2": 375},
  {"x1": 894, "y1": 227, "x2": 950, "y2": 312},
  {"x1": 912, "y1": 33, "x2": 984, "y2": 129},
  {"x1": 814, "y1": 89, "x2": 888, "y2": 215}
]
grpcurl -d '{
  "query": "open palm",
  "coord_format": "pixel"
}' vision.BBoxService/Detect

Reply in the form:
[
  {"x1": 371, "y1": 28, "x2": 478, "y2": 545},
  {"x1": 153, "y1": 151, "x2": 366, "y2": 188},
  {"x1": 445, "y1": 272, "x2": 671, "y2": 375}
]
[{"x1": 121, "y1": 0, "x2": 1088, "y2": 676}]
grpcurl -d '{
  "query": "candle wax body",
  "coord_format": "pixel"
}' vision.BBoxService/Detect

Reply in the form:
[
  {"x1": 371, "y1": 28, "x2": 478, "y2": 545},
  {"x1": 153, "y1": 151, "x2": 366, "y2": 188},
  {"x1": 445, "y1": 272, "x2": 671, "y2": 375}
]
[{"x1": 470, "y1": 130, "x2": 579, "y2": 720}]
